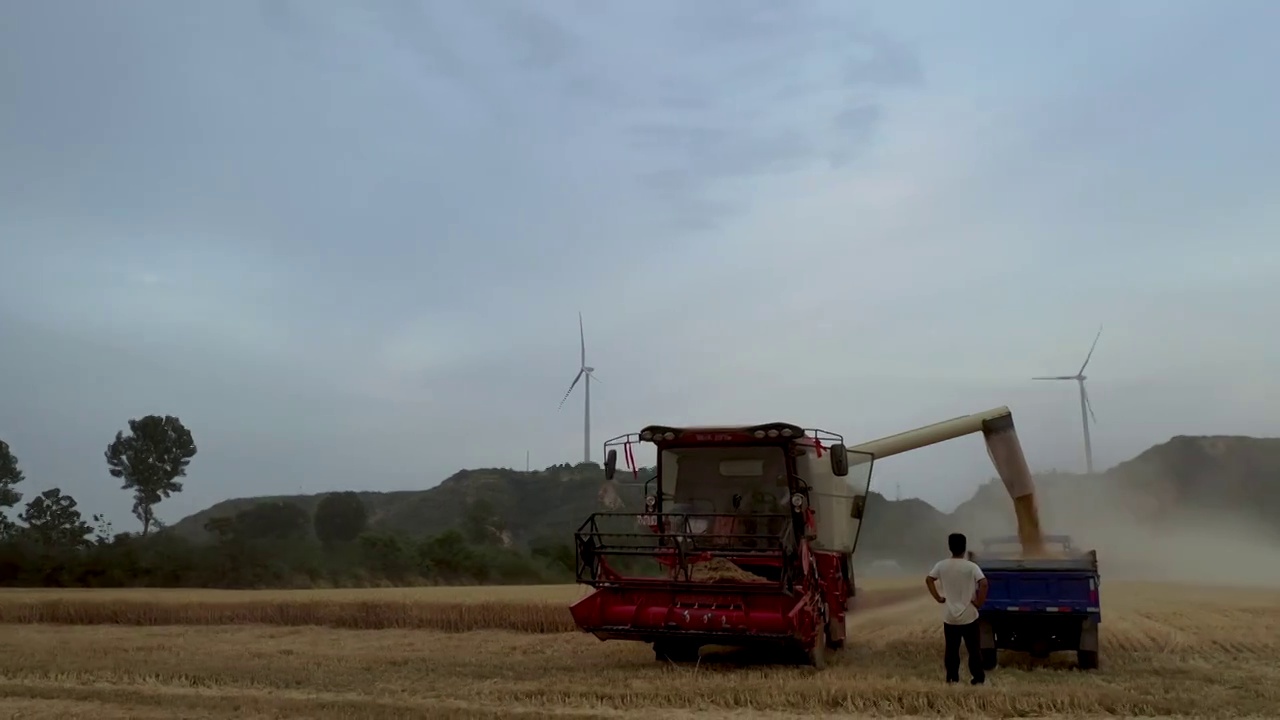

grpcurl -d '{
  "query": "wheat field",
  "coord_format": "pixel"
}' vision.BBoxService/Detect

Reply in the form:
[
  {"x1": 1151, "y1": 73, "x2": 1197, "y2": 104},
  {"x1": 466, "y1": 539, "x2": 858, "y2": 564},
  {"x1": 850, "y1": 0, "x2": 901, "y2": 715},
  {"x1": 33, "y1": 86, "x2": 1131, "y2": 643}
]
[{"x1": 0, "y1": 581, "x2": 1277, "y2": 719}]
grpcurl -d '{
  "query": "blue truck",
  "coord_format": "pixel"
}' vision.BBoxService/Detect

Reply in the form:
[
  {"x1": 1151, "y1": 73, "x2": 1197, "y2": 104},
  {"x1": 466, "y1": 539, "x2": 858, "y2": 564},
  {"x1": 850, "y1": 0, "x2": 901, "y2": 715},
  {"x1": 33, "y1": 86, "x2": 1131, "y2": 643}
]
[{"x1": 970, "y1": 534, "x2": 1101, "y2": 670}]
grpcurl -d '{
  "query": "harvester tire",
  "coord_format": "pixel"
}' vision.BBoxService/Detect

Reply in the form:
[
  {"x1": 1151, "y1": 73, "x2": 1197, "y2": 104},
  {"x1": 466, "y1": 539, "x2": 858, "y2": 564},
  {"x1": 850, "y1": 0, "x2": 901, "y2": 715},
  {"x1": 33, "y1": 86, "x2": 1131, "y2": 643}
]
[
  {"x1": 980, "y1": 648, "x2": 998, "y2": 670},
  {"x1": 1077, "y1": 650, "x2": 1098, "y2": 670},
  {"x1": 653, "y1": 641, "x2": 700, "y2": 663},
  {"x1": 826, "y1": 616, "x2": 845, "y2": 651},
  {"x1": 807, "y1": 625, "x2": 829, "y2": 670}
]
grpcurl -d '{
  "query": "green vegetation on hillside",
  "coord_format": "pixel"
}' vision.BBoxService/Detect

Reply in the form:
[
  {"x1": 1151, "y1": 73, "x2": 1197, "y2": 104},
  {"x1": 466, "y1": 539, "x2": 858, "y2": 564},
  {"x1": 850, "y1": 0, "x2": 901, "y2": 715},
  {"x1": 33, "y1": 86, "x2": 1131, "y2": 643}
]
[
  {"x1": 0, "y1": 417, "x2": 615, "y2": 588},
  {"x1": 3, "y1": 417, "x2": 1278, "y2": 589}
]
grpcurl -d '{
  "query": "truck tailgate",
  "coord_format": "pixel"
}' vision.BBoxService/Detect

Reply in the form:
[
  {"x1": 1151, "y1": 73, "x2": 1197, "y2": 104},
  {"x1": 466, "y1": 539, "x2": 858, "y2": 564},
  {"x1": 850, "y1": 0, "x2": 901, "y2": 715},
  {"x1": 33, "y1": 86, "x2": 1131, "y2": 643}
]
[{"x1": 984, "y1": 571, "x2": 1100, "y2": 614}]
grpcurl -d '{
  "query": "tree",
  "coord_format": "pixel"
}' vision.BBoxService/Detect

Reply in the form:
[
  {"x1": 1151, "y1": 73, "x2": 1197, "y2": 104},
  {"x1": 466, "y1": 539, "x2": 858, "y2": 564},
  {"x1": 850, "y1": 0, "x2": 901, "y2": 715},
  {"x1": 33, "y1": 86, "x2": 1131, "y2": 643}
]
[
  {"x1": 420, "y1": 529, "x2": 481, "y2": 581},
  {"x1": 232, "y1": 501, "x2": 311, "y2": 542},
  {"x1": 313, "y1": 492, "x2": 367, "y2": 548},
  {"x1": 104, "y1": 415, "x2": 198, "y2": 536},
  {"x1": 19, "y1": 488, "x2": 93, "y2": 548},
  {"x1": 530, "y1": 536, "x2": 575, "y2": 575},
  {"x1": 90, "y1": 514, "x2": 116, "y2": 546},
  {"x1": 0, "y1": 439, "x2": 24, "y2": 538},
  {"x1": 203, "y1": 516, "x2": 235, "y2": 541},
  {"x1": 358, "y1": 533, "x2": 417, "y2": 582},
  {"x1": 463, "y1": 498, "x2": 506, "y2": 546}
]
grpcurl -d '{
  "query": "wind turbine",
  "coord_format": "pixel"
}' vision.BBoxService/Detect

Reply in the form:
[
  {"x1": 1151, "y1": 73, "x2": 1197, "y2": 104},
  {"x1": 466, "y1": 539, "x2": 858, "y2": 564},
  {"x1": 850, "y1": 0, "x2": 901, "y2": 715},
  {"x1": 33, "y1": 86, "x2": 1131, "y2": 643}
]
[
  {"x1": 558, "y1": 312, "x2": 598, "y2": 464},
  {"x1": 1033, "y1": 325, "x2": 1103, "y2": 474}
]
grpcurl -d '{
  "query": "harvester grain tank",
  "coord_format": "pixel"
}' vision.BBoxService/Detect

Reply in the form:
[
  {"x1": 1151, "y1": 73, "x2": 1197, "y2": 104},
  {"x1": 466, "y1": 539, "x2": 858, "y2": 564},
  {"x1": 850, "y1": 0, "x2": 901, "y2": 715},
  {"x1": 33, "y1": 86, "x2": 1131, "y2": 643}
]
[{"x1": 569, "y1": 406, "x2": 1040, "y2": 668}]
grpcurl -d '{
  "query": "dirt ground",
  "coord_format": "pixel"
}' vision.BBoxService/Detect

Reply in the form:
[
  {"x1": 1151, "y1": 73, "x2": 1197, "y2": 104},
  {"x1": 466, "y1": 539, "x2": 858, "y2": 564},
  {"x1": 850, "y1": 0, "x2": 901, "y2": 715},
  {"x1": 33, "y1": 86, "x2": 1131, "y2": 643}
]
[{"x1": 0, "y1": 582, "x2": 1277, "y2": 719}]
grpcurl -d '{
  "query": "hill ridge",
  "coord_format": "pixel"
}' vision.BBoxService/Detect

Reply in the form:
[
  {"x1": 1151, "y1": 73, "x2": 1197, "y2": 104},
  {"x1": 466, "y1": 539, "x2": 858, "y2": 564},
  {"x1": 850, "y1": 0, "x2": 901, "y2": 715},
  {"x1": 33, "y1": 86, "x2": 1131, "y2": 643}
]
[{"x1": 170, "y1": 435, "x2": 1280, "y2": 569}]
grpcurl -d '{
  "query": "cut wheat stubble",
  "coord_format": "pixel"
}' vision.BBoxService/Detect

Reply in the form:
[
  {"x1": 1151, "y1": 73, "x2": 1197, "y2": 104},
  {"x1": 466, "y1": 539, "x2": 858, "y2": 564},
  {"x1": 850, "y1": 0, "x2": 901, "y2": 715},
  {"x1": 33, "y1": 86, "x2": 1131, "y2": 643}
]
[{"x1": 1, "y1": 583, "x2": 1278, "y2": 719}]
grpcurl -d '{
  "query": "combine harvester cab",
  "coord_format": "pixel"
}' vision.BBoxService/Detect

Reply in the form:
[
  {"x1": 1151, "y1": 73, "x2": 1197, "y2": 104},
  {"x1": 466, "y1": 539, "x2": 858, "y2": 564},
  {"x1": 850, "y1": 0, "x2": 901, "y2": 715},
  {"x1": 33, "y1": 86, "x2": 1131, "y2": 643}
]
[
  {"x1": 970, "y1": 534, "x2": 1102, "y2": 670},
  {"x1": 569, "y1": 423, "x2": 874, "y2": 668}
]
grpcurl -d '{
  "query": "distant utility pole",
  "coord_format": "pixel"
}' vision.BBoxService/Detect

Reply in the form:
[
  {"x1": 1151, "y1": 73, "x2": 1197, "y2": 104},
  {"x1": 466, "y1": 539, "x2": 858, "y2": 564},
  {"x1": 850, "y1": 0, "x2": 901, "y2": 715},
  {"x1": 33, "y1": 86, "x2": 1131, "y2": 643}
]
[
  {"x1": 895, "y1": 482, "x2": 901, "y2": 501},
  {"x1": 526, "y1": 450, "x2": 530, "y2": 472}
]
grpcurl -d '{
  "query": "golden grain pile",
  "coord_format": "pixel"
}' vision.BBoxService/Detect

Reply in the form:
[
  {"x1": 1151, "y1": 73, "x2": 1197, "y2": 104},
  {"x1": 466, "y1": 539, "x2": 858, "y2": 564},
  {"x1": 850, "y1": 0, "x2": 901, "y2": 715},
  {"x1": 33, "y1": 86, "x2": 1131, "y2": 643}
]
[{"x1": 687, "y1": 558, "x2": 772, "y2": 583}]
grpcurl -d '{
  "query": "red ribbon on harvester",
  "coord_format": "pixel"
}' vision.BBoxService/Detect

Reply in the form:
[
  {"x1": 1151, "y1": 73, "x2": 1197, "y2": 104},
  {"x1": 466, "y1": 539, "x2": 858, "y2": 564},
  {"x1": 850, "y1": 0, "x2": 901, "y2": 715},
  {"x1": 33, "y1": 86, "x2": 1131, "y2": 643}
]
[
  {"x1": 624, "y1": 440, "x2": 639, "y2": 481},
  {"x1": 813, "y1": 433, "x2": 825, "y2": 458}
]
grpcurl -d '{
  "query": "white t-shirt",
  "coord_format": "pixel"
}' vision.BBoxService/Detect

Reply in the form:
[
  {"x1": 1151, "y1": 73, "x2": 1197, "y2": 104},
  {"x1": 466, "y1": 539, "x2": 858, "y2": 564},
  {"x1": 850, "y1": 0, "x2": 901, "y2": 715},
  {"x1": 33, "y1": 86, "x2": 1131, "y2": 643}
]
[{"x1": 928, "y1": 558, "x2": 986, "y2": 625}]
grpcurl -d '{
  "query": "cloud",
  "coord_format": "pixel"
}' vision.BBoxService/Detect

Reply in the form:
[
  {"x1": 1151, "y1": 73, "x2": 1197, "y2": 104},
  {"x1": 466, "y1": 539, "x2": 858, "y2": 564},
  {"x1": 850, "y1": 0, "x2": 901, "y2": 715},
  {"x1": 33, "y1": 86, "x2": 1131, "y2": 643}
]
[
  {"x1": 601, "y1": 6, "x2": 923, "y2": 231},
  {"x1": 2, "y1": 1, "x2": 1279, "y2": 528}
]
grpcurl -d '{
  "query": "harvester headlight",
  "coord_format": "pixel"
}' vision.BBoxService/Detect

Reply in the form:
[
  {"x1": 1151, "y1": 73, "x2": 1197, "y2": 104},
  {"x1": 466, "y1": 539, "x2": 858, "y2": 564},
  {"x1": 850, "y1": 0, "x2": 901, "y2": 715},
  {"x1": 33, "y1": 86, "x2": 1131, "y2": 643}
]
[
  {"x1": 791, "y1": 493, "x2": 805, "y2": 510},
  {"x1": 767, "y1": 429, "x2": 780, "y2": 438},
  {"x1": 780, "y1": 428, "x2": 793, "y2": 437},
  {"x1": 753, "y1": 430, "x2": 766, "y2": 439},
  {"x1": 663, "y1": 431, "x2": 676, "y2": 440},
  {"x1": 641, "y1": 431, "x2": 653, "y2": 441},
  {"x1": 645, "y1": 495, "x2": 656, "y2": 508}
]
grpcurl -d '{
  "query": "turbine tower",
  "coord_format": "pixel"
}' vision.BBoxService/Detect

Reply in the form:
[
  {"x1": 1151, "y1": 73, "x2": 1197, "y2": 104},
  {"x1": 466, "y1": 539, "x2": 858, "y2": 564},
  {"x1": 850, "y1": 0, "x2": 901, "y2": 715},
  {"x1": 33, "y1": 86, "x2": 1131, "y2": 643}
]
[
  {"x1": 1033, "y1": 325, "x2": 1103, "y2": 474},
  {"x1": 558, "y1": 312, "x2": 598, "y2": 464}
]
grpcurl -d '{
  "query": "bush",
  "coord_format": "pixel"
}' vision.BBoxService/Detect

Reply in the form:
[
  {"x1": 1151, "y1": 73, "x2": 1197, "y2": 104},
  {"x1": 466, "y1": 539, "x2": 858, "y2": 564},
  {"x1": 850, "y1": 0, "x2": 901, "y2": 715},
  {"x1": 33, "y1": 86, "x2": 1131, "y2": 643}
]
[{"x1": 0, "y1": 527, "x2": 570, "y2": 590}]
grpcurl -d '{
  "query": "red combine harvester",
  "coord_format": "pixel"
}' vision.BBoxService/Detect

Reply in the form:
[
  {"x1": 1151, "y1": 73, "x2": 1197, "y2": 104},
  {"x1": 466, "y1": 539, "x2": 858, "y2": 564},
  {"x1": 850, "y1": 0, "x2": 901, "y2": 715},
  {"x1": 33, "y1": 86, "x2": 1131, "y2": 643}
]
[
  {"x1": 568, "y1": 407, "x2": 1037, "y2": 669},
  {"x1": 570, "y1": 422, "x2": 870, "y2": 668}
]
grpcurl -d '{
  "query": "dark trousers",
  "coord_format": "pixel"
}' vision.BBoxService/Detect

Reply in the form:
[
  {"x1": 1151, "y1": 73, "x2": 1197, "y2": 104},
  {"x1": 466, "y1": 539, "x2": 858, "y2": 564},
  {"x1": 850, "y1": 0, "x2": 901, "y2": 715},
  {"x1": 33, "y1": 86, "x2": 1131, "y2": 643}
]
[{"x1": 943, "y1": 620, "x2": 984, "y2": 683}]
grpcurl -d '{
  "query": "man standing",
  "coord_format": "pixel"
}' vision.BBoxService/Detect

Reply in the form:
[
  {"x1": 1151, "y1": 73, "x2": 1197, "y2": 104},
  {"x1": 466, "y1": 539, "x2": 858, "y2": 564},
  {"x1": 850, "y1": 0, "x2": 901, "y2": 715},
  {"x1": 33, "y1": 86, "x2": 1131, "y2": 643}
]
[{"x1": 925, "y1": 532, "x2": 989, "y2": 685}]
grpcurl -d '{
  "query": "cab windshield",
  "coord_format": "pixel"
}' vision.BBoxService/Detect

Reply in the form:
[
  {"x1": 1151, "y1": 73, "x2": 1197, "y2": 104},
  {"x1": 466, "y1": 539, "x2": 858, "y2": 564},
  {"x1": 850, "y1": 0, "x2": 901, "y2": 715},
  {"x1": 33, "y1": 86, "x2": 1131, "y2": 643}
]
[{"x1": 660, "y1": 445, "x2": 790, "y2": 516}]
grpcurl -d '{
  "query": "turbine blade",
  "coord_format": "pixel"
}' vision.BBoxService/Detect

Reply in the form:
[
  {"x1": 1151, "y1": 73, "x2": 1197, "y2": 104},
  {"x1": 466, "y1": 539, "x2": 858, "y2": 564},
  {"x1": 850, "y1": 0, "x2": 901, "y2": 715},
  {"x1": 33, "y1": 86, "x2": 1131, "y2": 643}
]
[
  {"x1": 1083, "y1": 383, "x2": 1098, "y2": 424},
  {"x1": 587, "y1": 371, "x2": 600, "y2": 383},
  {"x1": 558, "y1": 369, "x2": 584, "y2": 410},
  {"x1": 1078, "y1": 324, "x2": 1103, "y2": 375},
  {"x1": 579, "y1": 312, "x2": 586, "y2": 366},
  {"x1": 1032, "y1": 376, "x2": 1076, "y2": 380}
]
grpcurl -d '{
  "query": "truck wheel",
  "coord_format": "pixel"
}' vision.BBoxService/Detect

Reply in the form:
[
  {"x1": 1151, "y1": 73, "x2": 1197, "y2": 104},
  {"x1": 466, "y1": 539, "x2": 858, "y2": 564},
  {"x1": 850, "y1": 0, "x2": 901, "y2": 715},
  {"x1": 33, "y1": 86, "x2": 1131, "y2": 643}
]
[
  {"x1": 981, "y1": 648, "x2": 998, "y2": 670},
  {"x1": 1077, "y1": 650, "x2": 1098, "y2": 670},
  {"x1": 654, "y1": 641, "x2": 699, "y2": 663},
  {"x1": 1077, "y1": 620, "x2": 1099, "y2": 670}
]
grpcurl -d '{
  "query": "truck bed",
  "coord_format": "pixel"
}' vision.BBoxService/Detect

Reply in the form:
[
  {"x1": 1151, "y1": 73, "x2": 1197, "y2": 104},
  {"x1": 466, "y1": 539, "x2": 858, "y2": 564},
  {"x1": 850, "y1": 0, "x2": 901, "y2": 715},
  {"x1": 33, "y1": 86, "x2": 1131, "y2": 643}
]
[
  {"x1": 973, "y1": 549, "x2": 1097, "y2": 573},
  {"x1": 975, "y1": 550, "x2": 1100, "y2": 614},
  {"x1": 982, "y1": 569, "x2": 1100, "y2": 614}
]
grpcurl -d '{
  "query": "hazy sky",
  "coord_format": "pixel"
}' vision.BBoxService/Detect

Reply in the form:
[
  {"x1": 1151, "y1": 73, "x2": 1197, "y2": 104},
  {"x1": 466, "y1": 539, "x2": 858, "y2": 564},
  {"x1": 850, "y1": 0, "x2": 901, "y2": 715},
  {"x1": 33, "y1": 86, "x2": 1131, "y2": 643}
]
[{"x1": 3, "y1": 1, "x2": 1279, "y2": 529}]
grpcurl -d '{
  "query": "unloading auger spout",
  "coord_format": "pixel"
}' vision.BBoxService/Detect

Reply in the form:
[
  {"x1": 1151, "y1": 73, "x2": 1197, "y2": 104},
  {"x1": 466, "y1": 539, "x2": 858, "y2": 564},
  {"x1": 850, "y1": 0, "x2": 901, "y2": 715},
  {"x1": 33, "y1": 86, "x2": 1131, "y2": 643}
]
[{"x1": 846, "y1": 406, "x2": 1044, "y2": 555}]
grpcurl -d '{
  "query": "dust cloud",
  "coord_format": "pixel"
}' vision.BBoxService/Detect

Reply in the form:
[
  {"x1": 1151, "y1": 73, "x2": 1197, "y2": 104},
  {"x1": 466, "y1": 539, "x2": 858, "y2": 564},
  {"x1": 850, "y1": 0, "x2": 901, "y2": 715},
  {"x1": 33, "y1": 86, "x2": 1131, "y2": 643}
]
[{"x1": 955, "y1": 473, "x2": 1280, "y2": 588}]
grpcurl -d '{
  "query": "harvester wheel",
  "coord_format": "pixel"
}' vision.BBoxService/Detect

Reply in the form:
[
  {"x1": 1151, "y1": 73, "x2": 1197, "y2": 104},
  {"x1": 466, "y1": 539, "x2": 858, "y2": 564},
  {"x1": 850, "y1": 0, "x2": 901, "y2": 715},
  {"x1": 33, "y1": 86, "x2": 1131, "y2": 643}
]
[
  {"x1": 653, "y1": 640, "x2": 700, "y2": 663},
  {"x1": 807, "y1": 625, "x2": 829, "y2": 670},
  {"x1": 1077, "y1": 650, "x2": 1098, "y2": 670},
  {"x1": 827, "y1": 617, "x2": 845, "y2": 651}
]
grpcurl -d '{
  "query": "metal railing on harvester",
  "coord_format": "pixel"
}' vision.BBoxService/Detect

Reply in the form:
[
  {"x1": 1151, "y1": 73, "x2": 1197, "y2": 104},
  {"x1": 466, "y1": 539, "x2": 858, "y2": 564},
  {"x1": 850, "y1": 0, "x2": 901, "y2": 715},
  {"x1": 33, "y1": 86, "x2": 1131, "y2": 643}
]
[{"x1": 574, "y1": 512, "x2": 797, "y2": 589}]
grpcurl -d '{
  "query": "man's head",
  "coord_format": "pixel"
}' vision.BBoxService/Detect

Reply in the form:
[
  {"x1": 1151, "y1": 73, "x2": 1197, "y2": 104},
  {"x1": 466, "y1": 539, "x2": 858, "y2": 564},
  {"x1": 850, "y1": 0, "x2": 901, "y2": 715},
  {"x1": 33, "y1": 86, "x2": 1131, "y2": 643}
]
[{"x1": 948, "y1": 533, "x2": 967, "y2": 558}]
